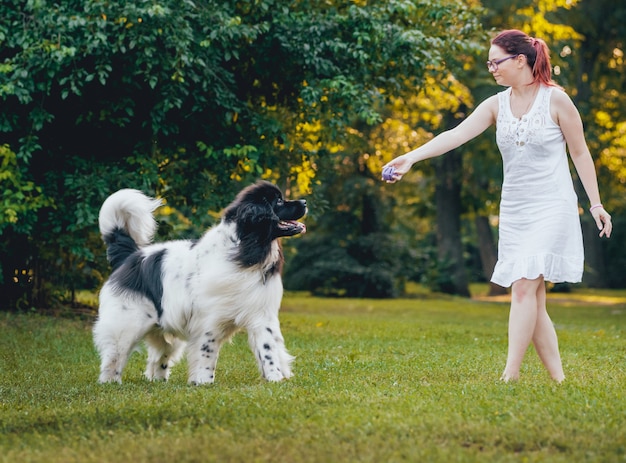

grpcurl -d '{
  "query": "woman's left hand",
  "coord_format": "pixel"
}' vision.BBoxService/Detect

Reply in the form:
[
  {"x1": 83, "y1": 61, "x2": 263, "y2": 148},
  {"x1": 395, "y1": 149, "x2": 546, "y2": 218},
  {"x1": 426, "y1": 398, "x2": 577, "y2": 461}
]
[{"x1": 592, "y1": 207, "x2": 612, "y2": 238}]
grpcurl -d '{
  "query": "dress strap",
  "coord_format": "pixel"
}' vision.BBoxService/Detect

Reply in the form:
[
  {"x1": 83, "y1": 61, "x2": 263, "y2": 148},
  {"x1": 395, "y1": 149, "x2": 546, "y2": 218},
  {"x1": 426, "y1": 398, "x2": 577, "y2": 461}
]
[
  {"x1": 497, "y1": 88, "x2": 511, "y2": 118},
  {"x1": 535, "y1": 85, "x2": 553, "y2": 114}
]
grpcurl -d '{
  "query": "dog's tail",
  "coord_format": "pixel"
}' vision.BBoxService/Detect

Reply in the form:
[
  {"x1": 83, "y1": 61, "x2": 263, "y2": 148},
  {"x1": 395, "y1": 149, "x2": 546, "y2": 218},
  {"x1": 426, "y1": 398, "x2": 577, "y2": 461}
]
[{"x1": 99, "y1": 189, "x2": 163, "y2": 271}]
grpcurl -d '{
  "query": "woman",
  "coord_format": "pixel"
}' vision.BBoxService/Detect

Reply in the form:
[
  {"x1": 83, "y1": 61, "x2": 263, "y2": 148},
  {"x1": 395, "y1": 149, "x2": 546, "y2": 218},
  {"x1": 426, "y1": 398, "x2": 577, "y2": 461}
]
[{"x1": 383, "y1": 29, "x2": 612, "y2": 382}]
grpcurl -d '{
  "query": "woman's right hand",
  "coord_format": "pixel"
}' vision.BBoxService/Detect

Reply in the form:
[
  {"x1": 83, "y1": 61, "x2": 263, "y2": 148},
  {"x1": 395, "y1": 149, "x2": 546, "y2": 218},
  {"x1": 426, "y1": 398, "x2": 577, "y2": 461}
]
[{"x1": 381, "y1": 154, "x2": 415, "y2": 183}]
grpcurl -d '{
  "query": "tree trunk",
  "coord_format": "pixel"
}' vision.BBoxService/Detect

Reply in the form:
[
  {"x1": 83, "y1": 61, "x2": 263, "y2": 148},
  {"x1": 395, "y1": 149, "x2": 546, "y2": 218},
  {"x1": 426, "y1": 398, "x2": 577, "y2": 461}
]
[
  {"x1": 474, "y1": 215, "x2": 508, "y2": 296},
  {"x1": 433, "y1": 136, "x2": 470, "y2": 297}
]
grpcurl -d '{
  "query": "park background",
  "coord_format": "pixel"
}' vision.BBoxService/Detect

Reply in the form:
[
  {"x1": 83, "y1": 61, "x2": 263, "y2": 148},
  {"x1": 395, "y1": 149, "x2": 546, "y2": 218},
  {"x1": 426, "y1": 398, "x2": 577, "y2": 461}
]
[
  {"x1": 1, "y1": 0, "x2": 625, "y2": 310},
  {"x1": 2, "y1": 1, "x2": 626, "y2": 462}
]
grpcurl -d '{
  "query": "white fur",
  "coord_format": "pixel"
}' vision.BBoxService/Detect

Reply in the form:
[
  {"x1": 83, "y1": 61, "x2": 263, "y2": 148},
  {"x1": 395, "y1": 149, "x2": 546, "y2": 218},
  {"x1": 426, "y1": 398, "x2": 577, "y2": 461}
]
[
  {"x1": 98, "y1": 188, "x2": 162, "y2": 247},
  {"x1": 93, "y1": 189, "x2": 295, "y2": 385}
]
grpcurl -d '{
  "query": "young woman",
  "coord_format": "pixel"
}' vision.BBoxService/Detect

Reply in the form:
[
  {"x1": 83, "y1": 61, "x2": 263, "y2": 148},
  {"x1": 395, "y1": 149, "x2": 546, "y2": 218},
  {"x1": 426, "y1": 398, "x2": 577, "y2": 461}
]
[{"x1": 383, "y1": 29, "x2": 612, "y2": 382}]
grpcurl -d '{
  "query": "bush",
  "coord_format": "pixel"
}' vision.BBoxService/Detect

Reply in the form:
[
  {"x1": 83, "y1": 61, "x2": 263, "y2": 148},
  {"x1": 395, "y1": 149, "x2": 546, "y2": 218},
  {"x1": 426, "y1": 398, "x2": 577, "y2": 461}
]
[{"x1": 284, "y1": 232, "x2": 404, "y2": 298}]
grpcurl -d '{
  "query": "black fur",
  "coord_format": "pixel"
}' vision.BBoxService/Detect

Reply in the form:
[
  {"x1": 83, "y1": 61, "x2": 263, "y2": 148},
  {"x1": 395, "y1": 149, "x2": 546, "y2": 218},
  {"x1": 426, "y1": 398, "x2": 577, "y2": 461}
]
[
  {"x1": 222, "y1": 181, "x2": 307, "y2": 269},
  {"x1": 109, "y1": 248, "x2": 167, "y2": 317},
  {"x1": 103, "y1": 228, "x2": 140, "y2": 272}
]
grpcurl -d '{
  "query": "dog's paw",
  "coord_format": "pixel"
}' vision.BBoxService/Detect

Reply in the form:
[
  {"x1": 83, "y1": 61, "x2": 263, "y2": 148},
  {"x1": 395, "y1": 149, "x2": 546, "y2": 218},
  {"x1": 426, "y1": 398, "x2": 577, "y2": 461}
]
[
  {"x1": 188, "y1": 370, "x2": 216, "y2": 386},
  {"x1": 145, "y1": 363, "x2": 171, "y2": 381},
  {"x1": 264, "y1": 369, "x2": 290, "y2": 382},
  {"x1": 145, "y1": 372, "x2": 169, "y2": 382},
  {"x1": 98, "y1": 375, "x2": 122, "y2": 384},
  {"x1": 188, "y1": 378, "x2": 215, "y2": 386}
]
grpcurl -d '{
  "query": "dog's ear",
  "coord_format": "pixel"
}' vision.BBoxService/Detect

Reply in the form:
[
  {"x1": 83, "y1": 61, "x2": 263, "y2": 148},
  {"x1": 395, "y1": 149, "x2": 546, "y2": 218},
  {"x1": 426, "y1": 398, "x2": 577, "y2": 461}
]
[
  {"x1": 236, "y1": 202, "x2": 274, "y2": 240},
  {"x1": 237, "y1": 202, "x2": 272, "y2": 223}
]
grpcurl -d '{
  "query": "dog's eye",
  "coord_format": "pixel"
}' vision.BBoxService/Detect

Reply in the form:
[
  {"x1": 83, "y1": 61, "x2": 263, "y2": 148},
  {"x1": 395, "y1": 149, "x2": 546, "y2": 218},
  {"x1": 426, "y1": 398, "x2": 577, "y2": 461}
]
[{"x1": 276, "y1": 199, "x2": 284, "y2": 206}]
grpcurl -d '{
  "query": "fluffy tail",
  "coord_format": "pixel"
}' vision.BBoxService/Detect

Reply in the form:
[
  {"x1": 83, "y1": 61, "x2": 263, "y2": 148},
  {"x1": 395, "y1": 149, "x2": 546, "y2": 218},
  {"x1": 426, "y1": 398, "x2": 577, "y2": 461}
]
[{"x1": 99, "y1": 189, "x2": 163, "y2": 270}]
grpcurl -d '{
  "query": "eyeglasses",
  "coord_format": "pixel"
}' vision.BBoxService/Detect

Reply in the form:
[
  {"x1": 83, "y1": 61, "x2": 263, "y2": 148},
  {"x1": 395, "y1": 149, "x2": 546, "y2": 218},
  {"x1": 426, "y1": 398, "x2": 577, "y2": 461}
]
[{"x1": 486, "y1": 55, "x2": 518, "y2": 72}]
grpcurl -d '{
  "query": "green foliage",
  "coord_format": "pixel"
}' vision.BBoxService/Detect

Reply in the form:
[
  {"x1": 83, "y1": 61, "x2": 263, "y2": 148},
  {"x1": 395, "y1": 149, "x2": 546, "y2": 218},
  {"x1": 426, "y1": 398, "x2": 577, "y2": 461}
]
[
  {"x1": 2, "y1": 290, "x2": 626, "y2": 461},
  {"x1": 0, "y1": 145, "x2": 52, "y2": 296},
  {"x1": 285, "y1": 232, "x2": 405, "y2": 298},
  {"x1": 1, "y1": 0, "x2": 623, "y2": 309},
  {"x1": 283, "y1": 143, "x2": 407, "y2": 297},
  {"x1": 0, "y1": 0, "x2": 487, "y2": 307},
  {"x1": 0, "y1": 145, "x2": 50, "y2": 235},
  {"x1": 2, "y1": 0, "x2": 623, "y2": 307}
]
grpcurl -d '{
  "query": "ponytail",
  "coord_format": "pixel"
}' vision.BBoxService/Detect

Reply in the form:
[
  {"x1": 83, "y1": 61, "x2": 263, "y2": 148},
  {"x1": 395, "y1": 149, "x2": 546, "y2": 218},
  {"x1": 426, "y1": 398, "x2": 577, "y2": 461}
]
[{"x1": 530, "y1": 38, "x2": 554, "y2": 87}]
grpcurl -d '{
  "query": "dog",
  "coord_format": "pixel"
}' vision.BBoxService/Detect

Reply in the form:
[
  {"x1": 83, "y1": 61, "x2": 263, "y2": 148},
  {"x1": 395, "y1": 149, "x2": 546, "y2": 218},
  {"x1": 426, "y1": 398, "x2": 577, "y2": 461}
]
[{"x1": 93, "y1": 181, "x2": 307, "y2": 385}]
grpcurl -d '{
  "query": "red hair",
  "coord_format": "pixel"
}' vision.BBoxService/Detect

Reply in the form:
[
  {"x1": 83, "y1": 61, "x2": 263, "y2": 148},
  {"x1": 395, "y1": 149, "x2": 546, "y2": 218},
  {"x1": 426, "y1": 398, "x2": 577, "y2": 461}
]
[{"x1": 492, "y1": 30, "x2": 558, "y2": 87}]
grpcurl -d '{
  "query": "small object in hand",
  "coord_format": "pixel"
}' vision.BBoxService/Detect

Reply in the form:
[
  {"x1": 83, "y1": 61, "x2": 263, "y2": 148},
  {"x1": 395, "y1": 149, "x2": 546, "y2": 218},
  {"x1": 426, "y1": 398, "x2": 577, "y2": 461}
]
[{"x1": 382, "y1": 166, "x2": 396, "y2": 181}]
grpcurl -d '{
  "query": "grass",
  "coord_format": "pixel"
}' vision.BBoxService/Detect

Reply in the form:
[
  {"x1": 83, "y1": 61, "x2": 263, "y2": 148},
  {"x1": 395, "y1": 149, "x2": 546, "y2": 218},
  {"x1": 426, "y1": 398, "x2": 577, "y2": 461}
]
[{"x1": 1, "y1": 286, "x2": 626, "y2": 462}]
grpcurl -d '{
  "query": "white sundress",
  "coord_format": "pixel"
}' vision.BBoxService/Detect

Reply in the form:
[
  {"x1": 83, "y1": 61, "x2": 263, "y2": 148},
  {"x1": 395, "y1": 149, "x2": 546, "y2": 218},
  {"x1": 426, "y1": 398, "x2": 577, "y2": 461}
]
[{"x1": 490, "y1": 85, "x2": 584, "y2": 288}]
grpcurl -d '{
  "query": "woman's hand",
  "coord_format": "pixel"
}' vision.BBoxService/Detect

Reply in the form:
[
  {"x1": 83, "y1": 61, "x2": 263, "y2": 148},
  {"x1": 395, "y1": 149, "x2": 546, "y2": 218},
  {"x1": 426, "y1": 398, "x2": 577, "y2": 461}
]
[
  {"x1": 381, "y1": 154, "x2": 415, "y2": 183},
  {"x1": 591, "y1": 206, "x2": 612, "y2": 238}
]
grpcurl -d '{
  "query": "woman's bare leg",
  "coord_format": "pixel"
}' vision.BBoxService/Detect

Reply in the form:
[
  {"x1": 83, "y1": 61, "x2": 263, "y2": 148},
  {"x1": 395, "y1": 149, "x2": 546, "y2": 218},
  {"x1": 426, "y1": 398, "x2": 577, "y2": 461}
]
[
  {"x1": 501, "y1": 277, "x2": 543, "y2": 381},
  {"x1": 531, "y1": 283, "x2": 565, "y2": 382}
]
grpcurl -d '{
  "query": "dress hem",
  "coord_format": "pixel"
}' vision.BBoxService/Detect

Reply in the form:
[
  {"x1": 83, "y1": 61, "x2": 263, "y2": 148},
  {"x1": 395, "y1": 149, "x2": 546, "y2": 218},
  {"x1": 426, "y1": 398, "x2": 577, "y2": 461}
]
[
  {"x1": 490, "y1": 272, "x2": 583, "y2": 289},
  {"x1": 490, "y1": 253, "x2": 583, "y2": 288}
]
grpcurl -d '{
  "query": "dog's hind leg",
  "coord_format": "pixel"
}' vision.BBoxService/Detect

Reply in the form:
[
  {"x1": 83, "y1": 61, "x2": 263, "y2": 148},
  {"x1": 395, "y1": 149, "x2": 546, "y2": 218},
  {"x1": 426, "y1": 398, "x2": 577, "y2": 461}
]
[
  {"x1": 93, "y1": 324, "x2": 143, "y2": 384},
  {"x1": 95, "y1": 347, "x2": 130, "y2": 384},
  {"x1": 144, "y1": 331, "x2": 186, "y2": 381},
  {"x1": 248, "y1": 321, "x2": 294, "y2": 382},
  {"x1": 93, "y1": 297, "x2": 155, "y2": 384}
]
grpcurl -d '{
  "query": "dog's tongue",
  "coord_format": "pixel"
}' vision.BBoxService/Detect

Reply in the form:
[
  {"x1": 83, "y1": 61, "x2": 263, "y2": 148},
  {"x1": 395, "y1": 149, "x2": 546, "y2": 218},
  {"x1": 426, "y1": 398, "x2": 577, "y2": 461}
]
[
  {"x1": 291, "y1": 221, "x2": 306, "y2": 234},
  {"x1": 282, "y1": 220, "x2": 306, "y2": 234}
]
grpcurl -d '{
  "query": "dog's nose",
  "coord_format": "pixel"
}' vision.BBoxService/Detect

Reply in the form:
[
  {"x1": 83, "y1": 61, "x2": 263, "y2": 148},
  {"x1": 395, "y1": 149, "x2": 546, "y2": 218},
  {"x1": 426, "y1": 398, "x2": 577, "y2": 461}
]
[{"x1": 299, "y1": 199, "x2": 307, "y2": 207}]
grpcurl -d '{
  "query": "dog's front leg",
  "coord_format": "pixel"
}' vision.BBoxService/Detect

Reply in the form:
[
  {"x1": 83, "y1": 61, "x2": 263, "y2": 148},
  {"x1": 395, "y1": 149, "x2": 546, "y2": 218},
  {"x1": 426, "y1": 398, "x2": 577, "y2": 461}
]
[
  {"x1": 248, "y1": 323, "x2": 295, "y2": 382},
  {"x1": 186, "y1": 331, "x2": 223, "y2": 385}
]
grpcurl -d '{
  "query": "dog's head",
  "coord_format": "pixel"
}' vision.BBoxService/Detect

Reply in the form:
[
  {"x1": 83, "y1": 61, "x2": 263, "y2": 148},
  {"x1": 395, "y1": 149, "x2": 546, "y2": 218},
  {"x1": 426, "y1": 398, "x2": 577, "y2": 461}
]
[{"x1": 223, "y1": 181, "x2": 307, "y2": 243}]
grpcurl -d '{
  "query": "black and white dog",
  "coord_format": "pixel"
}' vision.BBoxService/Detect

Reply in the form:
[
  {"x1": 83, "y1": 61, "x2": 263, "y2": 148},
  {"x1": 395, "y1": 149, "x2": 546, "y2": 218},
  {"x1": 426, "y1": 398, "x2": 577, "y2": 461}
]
[{"x1": 93, "y1": 181, "x2": 307, "y2": 385}]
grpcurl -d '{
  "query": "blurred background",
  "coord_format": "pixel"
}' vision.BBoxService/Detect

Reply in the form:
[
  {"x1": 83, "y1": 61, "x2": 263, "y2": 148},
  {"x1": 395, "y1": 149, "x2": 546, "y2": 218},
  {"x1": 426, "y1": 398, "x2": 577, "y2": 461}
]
[{"x1": 1, "y1": 0, "x2": 624, "y2": 310}]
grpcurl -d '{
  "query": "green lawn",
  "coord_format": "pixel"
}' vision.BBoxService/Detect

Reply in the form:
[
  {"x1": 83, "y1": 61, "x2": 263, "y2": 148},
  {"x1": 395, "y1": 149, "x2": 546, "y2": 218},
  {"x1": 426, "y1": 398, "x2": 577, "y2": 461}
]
[{"x1": 1, "y1": 287, "x2": 625, "y2": 462}]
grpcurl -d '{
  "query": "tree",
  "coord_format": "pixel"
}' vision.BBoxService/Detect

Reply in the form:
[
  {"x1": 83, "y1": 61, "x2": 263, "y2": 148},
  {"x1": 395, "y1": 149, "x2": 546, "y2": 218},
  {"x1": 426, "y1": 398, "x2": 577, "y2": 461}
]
[
  {"x1": 283, "y1": 2, "x2": 488, "y2": 297},
  {"x1": 0, "y1": 0, "x2": 486, "y2": 307},
  {"x1": 562, "y1": 0, "x2": 626, "y2": 287}
]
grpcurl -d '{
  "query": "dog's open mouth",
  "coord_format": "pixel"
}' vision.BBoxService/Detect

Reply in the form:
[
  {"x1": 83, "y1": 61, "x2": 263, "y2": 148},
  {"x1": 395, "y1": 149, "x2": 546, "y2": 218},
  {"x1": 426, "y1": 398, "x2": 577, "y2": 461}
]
[{"x1": 278, "y1": 220, "x2": 306, "y2": 235}]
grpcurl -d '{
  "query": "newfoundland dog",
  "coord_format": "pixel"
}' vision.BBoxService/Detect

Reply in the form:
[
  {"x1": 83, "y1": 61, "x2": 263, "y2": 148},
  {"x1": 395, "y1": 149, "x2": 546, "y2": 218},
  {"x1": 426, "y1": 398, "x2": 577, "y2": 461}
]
[{"x1": 93, "y1": 181, "x2": 307, "y2": 385}]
